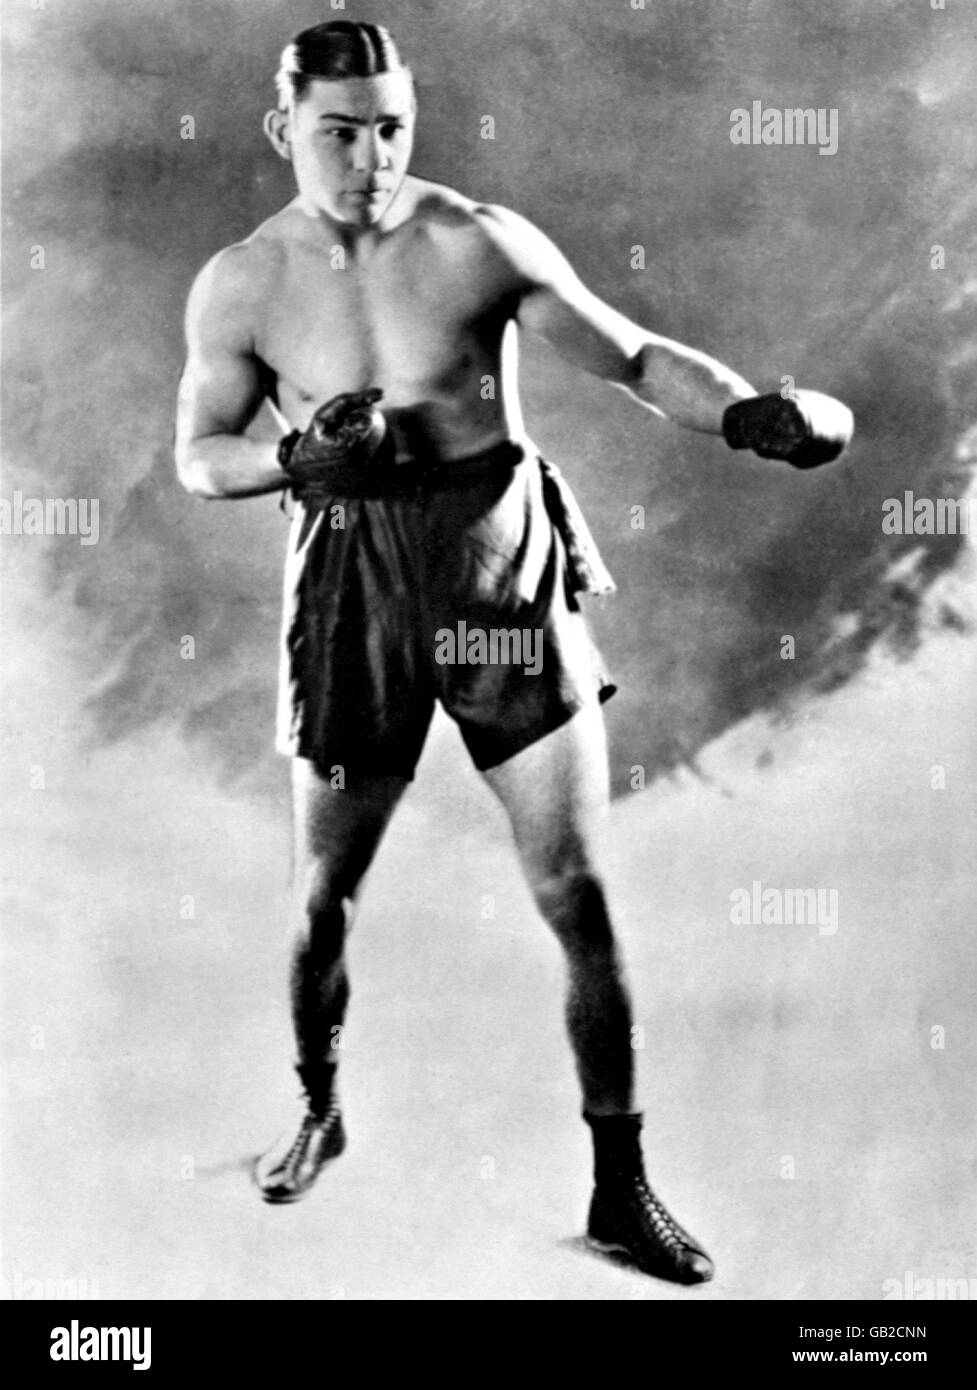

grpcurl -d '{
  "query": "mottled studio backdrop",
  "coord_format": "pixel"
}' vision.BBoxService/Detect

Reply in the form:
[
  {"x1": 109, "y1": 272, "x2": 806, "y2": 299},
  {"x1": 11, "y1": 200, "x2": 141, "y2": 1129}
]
[
  {"x1": 3, "y1": 0, "x2": 977, "y2": 1306},
  {"x1": 3, "y1": 0, "x2": 975, "y2": 793}
]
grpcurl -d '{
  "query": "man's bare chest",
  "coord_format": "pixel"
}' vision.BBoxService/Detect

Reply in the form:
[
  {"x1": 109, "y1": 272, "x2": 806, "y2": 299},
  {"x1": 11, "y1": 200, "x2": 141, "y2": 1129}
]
[{"x1": 256, "y1": 238, "x2": 513, "y2": 395}]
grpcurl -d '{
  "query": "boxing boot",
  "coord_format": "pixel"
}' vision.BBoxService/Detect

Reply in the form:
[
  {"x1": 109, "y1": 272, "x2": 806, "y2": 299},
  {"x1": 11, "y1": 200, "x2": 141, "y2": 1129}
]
[
  {"x1": 584, "y1": 1112, "x2": 714, "y2": 1285},
  {"x1": 254, "y1": 1063, "x2": 346, "y2": 1205}
]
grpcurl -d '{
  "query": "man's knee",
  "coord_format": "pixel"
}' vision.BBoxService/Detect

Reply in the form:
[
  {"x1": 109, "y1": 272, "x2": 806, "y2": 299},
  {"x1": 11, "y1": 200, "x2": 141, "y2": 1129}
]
[
  {"x1": 293, "y1": 859, "x2": 358, "y2": 959},
  {"x1": 528, "y1": 864, "x2": 615, "y2": 953}
]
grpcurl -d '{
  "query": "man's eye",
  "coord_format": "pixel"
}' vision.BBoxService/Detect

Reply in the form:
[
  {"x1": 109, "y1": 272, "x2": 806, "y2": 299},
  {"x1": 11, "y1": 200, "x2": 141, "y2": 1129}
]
[
  {"x1": 381, "y1": 124, "x2": 404, "y2": 139},
  {"x1": 324, "y1": 128, "x2": 355, "y2": 141}
]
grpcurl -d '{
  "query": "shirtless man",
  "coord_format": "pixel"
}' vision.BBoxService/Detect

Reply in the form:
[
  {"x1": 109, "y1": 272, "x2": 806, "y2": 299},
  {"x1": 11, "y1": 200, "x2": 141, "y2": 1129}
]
[{"x1": 175, "y1": 20, "x2": 852, "y2": 1287}]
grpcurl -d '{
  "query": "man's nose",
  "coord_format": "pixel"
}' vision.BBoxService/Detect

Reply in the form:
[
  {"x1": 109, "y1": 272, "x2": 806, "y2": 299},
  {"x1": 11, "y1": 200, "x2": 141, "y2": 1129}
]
[{"x1": 353, "y1": 129, "x2": 389, "y2": 173}]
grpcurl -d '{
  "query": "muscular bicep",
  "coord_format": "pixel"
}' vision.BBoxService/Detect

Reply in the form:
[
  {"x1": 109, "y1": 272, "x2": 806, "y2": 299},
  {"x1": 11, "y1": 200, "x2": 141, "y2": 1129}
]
[
  {"x1": 176, "y1": 342, "x2": 266, "y2": 448},
  {"x1": 175, "y1": 250, "x2": 268, "y2": 455},
  {"x1": 517, "y1": 277, "x2": 647, "y2": 384},
  {"x1": 478, "y1": 204, "x2": 646, "y2": 384}
]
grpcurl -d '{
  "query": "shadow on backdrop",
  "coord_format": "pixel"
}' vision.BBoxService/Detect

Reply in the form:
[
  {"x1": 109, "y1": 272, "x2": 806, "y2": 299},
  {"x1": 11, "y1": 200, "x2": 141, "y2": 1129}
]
[{"x1": 3, "y1": 0, "x2": 974, "y2": 796}]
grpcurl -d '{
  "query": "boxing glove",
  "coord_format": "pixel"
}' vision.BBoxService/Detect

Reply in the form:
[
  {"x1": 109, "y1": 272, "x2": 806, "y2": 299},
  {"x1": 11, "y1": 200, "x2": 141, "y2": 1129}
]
[
  {"x1": 279, "y1": 388, "x2": 392, "y2": 491},
  {"x1": 722, "y1": 389, "x2": 853, "y2": 470}
]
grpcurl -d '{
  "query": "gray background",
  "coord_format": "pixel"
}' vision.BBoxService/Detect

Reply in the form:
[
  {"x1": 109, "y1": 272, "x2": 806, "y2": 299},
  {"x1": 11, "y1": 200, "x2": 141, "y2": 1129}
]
[{"x1": 2, "y1": 0, "x2": 975, "y2": 1300}]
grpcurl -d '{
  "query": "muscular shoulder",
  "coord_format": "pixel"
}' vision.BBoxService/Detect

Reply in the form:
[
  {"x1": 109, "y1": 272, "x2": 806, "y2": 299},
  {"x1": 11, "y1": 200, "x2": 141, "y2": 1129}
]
[
  {"x1": 185, "y1": 219, "x2": 288, "y2": 347},
  {"x1": 405, "y1": 179, "x2": 575, "y2": 292},
  {"x1": 474, "y1": 204, "x2": 581, "y2": 292},
  {"x1": 405, "y1": 176, "x2": 482, "y2": 222}
]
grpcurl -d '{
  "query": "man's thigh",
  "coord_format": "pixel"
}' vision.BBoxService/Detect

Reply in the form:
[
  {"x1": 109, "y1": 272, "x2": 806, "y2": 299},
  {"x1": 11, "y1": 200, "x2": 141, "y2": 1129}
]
[
  {"x1": 291, "y1": 758, "x2": 409, "y2": 900},
  {"x1": 479, "y1": 700, "x2": 610, "y2": 880}
]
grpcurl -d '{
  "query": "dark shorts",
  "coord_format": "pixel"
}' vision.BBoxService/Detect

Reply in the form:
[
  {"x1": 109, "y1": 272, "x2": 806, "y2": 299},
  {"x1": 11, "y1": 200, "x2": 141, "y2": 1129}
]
[{"x1": 275, "y1": 438, "x2": 616, "y2": 779}]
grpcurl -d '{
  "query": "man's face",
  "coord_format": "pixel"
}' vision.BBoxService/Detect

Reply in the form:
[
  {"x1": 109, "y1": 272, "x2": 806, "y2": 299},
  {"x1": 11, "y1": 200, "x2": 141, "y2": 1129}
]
[{"x1": 280, "y1": 73, "x2": 416, "y2": 227}]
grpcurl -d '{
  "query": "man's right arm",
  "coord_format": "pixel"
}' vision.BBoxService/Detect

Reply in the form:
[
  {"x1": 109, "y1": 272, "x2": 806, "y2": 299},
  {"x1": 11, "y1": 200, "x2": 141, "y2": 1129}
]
[{"x1": 174, "y1": 246, "x2": 287, "y2": 499}]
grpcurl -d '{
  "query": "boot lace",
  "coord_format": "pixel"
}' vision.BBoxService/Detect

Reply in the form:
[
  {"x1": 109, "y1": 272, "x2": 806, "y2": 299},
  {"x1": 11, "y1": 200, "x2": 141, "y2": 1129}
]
[
  {"x1": 280, "y1": 1098, "x2": 339, "y2": 1168},
  {"x1": 633, "y1": 1178, "x2": 692, "y2": 1252}
]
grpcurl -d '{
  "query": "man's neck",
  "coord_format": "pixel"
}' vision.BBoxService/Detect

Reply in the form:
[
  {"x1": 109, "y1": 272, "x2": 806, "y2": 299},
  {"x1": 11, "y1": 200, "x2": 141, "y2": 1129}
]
[{"x1": 294, "y1": 181, "x2": 416, "y2": 255}]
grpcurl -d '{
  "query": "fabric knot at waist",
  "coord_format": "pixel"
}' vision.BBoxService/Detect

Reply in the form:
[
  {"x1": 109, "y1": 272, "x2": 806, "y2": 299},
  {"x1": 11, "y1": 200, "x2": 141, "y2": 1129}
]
[
  {"x1": 292, "y1": 437, "x2": 526, "y2": 499},
  {"x1": 290, "y1": 437, "x2": 616, "y2": 598}
]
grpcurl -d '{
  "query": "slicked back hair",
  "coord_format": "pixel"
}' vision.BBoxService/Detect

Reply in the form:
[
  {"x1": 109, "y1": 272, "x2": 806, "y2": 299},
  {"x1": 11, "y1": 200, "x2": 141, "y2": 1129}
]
[{"x1": 275, "y1": 20, "x2": 412, "y2": 108}]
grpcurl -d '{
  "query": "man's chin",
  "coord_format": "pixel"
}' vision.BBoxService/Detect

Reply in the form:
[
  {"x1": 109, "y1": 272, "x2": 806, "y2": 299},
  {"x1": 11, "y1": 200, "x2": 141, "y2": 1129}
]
[
  {"x1": 350, "y1": 205, "x2": 386, "y2": 225},
  {"x1": 334, "y1": 198, "x2": 388, "y2": 228},
  {"x1": 301, "y1": 189, "x2": 396, "y2": 229}
]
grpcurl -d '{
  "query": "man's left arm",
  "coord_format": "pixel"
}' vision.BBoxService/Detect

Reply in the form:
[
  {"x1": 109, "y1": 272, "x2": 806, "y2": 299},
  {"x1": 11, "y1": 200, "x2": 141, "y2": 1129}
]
[{"x1": 479, "y1": 205, "x2": 853, "y2": 468}]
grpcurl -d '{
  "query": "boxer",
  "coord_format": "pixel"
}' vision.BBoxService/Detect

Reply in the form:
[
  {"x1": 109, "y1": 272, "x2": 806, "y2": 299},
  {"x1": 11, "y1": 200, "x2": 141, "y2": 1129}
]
[{"x1": 174, "y1": 19, "x2": 852, "y2": 1286}]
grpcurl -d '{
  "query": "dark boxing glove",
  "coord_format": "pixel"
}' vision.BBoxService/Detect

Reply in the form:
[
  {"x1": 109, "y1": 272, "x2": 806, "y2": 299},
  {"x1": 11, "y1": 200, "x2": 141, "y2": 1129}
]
[
  {"x1": 278, "y1": 388, "x2": 392, "y2": 493},
  {"x1": 722, "y1": 389, "x2": 854, "y2": 470}
]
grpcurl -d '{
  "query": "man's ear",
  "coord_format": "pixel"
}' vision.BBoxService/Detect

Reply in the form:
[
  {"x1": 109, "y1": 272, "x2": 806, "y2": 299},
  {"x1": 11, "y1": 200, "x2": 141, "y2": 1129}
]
[{"x1": 263, "y1": 108, "x2": 292, "y2": 161}]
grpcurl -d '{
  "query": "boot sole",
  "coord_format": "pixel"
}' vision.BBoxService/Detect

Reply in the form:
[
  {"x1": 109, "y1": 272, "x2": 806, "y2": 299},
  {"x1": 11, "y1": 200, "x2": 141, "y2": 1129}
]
[
  {"x1": 252, "y1": 1135, "x2": 347, "y2": 1204},
  {"x1": 585, "y1": 1233, "x2": 715, "y2": 1285}
]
